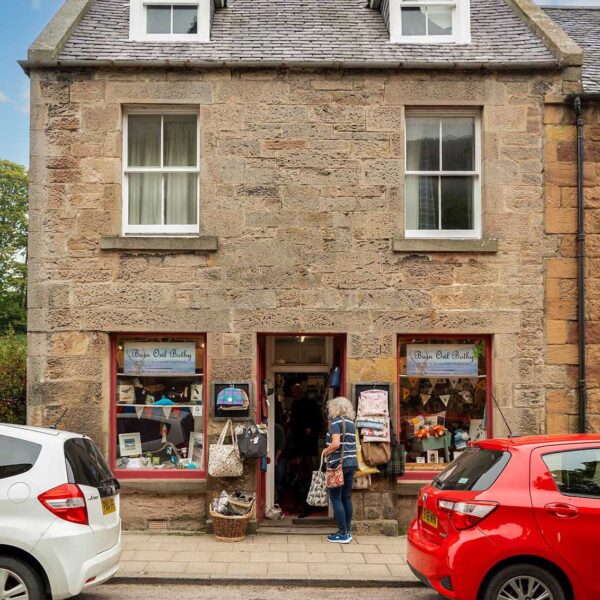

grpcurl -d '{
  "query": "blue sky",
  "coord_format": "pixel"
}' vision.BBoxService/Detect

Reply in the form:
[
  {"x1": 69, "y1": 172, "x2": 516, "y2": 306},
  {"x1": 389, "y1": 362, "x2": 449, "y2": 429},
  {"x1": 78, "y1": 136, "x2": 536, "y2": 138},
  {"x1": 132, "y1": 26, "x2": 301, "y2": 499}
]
[
  {"x1": 0, "y1": 0, "x2": 599, "y2": 167},
  {"x1": 0, "y1": 0, "x2": 63, "y2": 167}
]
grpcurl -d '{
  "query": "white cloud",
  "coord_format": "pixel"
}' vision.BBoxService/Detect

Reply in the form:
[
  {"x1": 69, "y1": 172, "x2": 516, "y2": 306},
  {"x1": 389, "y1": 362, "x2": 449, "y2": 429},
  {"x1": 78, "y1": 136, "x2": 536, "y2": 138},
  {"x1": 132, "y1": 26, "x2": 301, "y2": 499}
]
[
  {"x1": 15, "y1": 89, "x2": 30, "y2": 116},
  {"x1": 0, "y1": 91, "x2": 9, "y2": 104}
]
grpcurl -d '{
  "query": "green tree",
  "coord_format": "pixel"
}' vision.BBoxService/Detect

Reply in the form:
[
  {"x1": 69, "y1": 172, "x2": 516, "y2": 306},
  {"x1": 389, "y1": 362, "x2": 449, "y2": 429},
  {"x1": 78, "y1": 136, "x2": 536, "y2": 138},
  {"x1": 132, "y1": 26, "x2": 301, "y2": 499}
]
[
  {"x1": 0, "y1": 328, "x2": 27, "y2": 424},
  {"x1": 0, "y1": 160, "x2": 28, "y2": 332}
]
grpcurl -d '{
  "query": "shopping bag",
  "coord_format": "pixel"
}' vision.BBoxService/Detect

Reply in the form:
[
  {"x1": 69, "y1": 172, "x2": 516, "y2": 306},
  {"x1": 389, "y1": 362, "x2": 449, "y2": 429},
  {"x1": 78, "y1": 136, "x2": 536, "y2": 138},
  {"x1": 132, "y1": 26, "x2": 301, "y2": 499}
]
[
  {"x1": 326, "y1": 418, "x2": 345, "y2": 489},
  {"x1": 238, "y1": 419, "x2": 268, "y2": 459},
  {"x1": 307, "y1": 452, "x2": 328, "y2": 507},
  {"x1": 208, "y1": 419, "x2": 243, "y2": 478},
  {"x1": 362, "y1": 440, "x2": 391, "y2": 466}
]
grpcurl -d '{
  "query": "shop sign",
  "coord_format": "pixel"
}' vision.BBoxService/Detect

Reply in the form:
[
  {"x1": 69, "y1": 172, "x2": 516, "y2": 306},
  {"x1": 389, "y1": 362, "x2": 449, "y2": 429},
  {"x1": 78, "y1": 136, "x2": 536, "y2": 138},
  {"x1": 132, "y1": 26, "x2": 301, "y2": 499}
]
[
  {"x1": 406, "y1": 344, "x2": 478, "y2": 377},
  {"x1": 124, "y1": 342, "x2": 196, "y2": 375}
]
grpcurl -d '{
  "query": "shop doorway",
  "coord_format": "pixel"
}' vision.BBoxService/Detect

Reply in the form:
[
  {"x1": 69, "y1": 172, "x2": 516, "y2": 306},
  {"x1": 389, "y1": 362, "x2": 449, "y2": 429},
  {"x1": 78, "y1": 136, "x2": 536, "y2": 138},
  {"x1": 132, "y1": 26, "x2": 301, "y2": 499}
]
[{"x1": 257, "y1": 334, "x2": 346, "y2": 528}]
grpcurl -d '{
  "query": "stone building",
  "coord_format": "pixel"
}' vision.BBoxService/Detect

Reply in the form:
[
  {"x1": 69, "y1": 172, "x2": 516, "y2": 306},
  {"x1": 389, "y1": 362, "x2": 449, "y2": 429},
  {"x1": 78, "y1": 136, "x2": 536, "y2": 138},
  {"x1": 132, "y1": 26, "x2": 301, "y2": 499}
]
[
  {"x1": 541, "y1": 6, "x2": 600, "y2": 435},
  {"x1": 23, "y1": 0, "x2": 589, "y2": 533}
]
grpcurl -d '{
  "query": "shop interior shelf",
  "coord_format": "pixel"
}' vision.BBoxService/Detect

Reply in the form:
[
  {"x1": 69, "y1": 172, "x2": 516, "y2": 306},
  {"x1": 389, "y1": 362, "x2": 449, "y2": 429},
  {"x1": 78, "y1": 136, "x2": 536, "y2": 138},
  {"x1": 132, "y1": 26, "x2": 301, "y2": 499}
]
[{"x1": 116, "y1": 403, "x2": 201, "y2": 408}]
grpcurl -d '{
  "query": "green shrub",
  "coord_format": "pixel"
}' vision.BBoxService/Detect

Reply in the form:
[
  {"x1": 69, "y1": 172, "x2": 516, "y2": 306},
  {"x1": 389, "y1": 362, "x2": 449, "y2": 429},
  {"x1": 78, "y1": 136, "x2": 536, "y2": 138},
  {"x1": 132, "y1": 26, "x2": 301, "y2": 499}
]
[{"x1": 0, "y1": 329, "x2": 27, "y2": 424}]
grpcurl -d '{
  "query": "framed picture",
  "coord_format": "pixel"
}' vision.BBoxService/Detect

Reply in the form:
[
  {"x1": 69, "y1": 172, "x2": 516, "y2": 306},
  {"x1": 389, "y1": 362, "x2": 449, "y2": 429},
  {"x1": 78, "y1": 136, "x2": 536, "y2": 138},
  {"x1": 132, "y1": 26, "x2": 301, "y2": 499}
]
[
  {"x1": 469, "y1": 419, "x2": 487, "y2": 442},
  {"x1": 119, "y1": 432, "x2": 142, "y2": 457},
  {"x1": 188, "y1": 432, "x2": 204, "y2": 469},
  {"x1": 427, "y1": 450, "x2": 439, "y2": 464},
  {"x1": 191, "y1": 383, "x2": 203, "y2": 404},
  {"x1": 117, "y1": 384, "x2": 135, "y2": 404},
  {"x1": 212, "y1": 382, "x2": 252, "y2": 420}
]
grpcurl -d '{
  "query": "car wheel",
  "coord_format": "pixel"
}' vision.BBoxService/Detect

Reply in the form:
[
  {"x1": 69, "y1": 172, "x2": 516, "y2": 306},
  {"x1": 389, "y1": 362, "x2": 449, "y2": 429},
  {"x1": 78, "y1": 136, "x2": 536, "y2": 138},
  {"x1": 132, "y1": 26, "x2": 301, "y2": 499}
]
[
  {"x1": 482, "y1": 563, "x2": 566, "y2": 600},
  {"x1": 0, "y1": 556, "x2": 44, "y2": 600}
]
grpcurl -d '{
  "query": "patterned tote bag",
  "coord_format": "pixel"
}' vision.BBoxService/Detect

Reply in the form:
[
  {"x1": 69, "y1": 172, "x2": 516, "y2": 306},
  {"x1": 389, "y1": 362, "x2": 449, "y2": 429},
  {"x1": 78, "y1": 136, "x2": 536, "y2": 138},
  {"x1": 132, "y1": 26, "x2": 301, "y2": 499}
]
[
  {"x1": 208, "y1": 419, "x2": 243, "y2": 478},
  {"x1": 307, "y1": 452, "x2": 328, "y2": 507}
]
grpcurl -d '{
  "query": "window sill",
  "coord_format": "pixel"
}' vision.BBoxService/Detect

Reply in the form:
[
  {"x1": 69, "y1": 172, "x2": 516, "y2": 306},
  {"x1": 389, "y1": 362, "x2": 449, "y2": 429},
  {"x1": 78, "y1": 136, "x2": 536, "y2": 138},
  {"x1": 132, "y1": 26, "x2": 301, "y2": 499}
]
[
  {"x1": 392, "y1": 238, "x2": 498, "y2": 253},
  {"x1": 119, "y1": 478, "x2": 208, "y2": 495},
  {"x1": 100, "y1": 235, "x2": 218, "y2": 253}
]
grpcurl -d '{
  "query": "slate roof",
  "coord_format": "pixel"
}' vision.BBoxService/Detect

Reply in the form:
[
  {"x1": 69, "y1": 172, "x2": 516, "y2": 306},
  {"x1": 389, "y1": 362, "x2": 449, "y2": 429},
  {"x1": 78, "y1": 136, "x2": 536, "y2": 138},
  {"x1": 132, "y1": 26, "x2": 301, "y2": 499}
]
[
  {"x1": 544, "y1": 8, "x2": 600, "y2": 93},
  {"x1": 56, "y1": 0, "x2": 557, "y2": 68}
]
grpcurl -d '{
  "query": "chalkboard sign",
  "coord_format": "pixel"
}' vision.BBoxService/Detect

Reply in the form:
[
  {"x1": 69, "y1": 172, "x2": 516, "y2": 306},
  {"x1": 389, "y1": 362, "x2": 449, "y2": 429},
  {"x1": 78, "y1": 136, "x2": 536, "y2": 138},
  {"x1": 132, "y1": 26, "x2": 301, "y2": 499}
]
[
  {"x1": 212, "y1": 382, "x2": 253, "y2": 420},
  {"x1": 352, "y1": 383, "x2": 395, "y2": 423}
]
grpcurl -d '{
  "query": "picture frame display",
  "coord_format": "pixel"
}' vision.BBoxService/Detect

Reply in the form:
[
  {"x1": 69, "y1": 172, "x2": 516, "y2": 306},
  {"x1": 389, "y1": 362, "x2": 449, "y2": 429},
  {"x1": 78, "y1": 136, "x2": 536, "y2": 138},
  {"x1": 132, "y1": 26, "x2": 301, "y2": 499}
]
[
  {"x1": 119, "y1": 432, "x2": 142, "y2": 457},
  {"x1": 188, "y1": 432, "x2": 204, "y2": 470}
]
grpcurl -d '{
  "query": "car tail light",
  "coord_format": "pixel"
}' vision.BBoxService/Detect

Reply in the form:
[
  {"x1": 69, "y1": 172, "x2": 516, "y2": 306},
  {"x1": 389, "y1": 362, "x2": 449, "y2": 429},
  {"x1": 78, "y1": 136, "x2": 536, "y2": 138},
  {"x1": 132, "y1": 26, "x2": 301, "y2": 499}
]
[
  {"x1": 38, "y1": 484, "x2": 89, "y2": 525},
  {"x1": 438, "y1": 499, "x2": 498, "y2": 530}
]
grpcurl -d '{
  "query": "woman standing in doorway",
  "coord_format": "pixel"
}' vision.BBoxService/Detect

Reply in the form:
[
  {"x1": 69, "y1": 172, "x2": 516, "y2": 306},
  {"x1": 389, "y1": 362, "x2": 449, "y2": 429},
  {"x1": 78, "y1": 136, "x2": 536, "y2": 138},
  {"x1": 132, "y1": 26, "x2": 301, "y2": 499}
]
[{"x1": 323, "y1": 396, "x2": 357, "y2": 544}]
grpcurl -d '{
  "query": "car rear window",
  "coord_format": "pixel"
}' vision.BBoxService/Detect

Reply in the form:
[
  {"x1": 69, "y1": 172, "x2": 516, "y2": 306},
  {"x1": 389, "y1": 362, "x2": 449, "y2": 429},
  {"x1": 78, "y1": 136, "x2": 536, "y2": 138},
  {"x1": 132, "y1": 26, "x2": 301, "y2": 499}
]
[
  {"x1": 542, "y1": 448, "x2": 600, "y2": 498},
  {"x1": 0, "y1": 435, "x2": 42, "y2": 480},
  {"x1": 64, "y1": 437, "x2": 116, "y2": 489},
  {"x1": 432, "y1": 447, "x2": 510, "y2": 491}
]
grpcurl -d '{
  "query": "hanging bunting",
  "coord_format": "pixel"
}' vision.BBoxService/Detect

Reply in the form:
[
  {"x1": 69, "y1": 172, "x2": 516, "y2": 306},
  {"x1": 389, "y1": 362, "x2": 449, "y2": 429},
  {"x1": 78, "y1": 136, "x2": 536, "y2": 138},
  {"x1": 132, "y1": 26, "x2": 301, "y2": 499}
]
[
  {"x1": 135, "y1": 406, "x2": 144, "y2": 420},
  {"x1": 448, "y1": 377, "x2": 460, "y2": 391},
  {"x1": 439, "y1": 394, "x2": 451, "y2": 408},
  {"x1": 162, "y1": 407, "x2": 172, "y2": 420},
  {"x1": 402, "y1": 387, "x2": 411, "y2": 401},
  {"x1": 468, "y1": 377, "x2": 479, "y2": 388},
  {"x1": 476, "y1": 379, "x2": 487, "y2": 392},
  {"x1": 408, "y1": 377, "x2": 419, "y2": 392},
  {"x1": 429, "y1": 377, "x2": 439, "y2": 389},
  {"x1": 420, "y1": 393, "x2": 430, "y2": 407}
]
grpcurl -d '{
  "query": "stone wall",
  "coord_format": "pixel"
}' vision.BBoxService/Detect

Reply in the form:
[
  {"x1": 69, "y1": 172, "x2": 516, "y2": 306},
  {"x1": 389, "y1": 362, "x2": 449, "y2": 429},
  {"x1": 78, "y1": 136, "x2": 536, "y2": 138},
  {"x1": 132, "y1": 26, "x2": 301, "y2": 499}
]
[
  {"x1": 28, "y1": 66, "x2": 567, "y2": 529},
  {"x1": 544, "y1": 101, "x2": 600, "y2": 434}
]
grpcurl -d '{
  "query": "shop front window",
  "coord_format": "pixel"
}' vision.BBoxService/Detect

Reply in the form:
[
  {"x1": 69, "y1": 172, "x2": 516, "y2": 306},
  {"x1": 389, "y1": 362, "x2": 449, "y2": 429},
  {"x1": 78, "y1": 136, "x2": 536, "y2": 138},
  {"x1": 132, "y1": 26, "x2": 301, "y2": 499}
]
[
  {"x1": 399, "y1": 336, "x2": 489, "y2": 470},
  {"x1": 273, "y1": 336, "x2": 329, "y2": 366},
  {"x1": 114, "y1": 335, "x2": 205, "y2": 475}
]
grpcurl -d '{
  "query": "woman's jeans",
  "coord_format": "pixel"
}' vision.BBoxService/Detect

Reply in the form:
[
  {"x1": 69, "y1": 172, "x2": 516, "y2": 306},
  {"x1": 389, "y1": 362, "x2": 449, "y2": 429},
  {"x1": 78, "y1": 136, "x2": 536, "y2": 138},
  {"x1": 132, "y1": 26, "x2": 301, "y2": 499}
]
[{"x1": 328, "y1": 466, "x2": 356, "y2": 534}]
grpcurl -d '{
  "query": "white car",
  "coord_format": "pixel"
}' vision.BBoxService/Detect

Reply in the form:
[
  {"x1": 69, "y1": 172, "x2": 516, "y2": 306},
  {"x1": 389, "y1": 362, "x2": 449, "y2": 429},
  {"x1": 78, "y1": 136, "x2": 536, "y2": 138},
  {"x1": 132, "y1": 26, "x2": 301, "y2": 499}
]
[{"x1": 0, "y1": 424, "x2": 122, "y2": 600}]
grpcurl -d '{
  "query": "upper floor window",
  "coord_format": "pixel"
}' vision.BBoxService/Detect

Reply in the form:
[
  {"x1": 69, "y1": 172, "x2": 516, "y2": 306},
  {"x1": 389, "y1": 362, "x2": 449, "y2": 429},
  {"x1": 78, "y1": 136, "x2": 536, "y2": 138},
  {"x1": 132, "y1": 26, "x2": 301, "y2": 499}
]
[
  {"x1": 405, "y1": 112, "x2": 480, "y2": 239},
  {"x1": 123, "y1": 109, "x2": 200, "y2": 235},
  {"x1": 130, "y1": 0, "x2": 210, "y2": 42},
  {"x1": 390, "y1": 0, "x2": 471, "y2": 44}
]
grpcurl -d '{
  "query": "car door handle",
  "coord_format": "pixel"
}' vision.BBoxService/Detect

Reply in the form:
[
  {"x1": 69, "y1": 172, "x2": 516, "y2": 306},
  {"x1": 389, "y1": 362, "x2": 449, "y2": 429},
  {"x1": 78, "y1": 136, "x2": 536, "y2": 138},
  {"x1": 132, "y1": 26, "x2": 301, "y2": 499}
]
[{"x1": 544, "y1": 503, "x2": 579, "y2": 518}]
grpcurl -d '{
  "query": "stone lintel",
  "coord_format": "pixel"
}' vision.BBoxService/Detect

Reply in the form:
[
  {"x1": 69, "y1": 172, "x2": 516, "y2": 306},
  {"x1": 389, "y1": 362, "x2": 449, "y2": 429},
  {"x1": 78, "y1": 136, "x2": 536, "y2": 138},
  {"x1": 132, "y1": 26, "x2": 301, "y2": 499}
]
[
  {"x1": 392, "y1": 238, "x2": 498, "y2": 254},
  {"x1": 100, "y1": 236, "x2": 219, "y2": 253},
  {"x1": 28, "y1": 0, "x2": 95, "y2": 63},
  {"x1": 120, "y1": 479, "x2": 208, "y2": 495},
  {"x1": 505, "y1": 0, "x2": 583, "y2": 67}
]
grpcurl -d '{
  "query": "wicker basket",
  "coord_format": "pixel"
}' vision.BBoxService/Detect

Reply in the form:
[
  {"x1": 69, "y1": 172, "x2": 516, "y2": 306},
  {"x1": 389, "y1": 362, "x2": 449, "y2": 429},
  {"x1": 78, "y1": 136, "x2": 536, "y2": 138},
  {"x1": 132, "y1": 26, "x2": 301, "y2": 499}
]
[{"x1": 209, "y1": 509, "x2": 251, "y2": 542}]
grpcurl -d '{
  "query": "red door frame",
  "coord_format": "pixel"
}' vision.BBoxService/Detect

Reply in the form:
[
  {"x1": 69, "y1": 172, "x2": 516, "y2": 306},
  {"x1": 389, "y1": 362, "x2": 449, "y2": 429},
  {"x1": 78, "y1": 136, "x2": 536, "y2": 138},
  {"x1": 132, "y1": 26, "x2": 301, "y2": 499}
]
[
  {"x1": 255, "y1": 333, "x2": 347, "y2": 524},
  {"x1": 396, "y1": 334, "x2": 494, "y2": 481}
]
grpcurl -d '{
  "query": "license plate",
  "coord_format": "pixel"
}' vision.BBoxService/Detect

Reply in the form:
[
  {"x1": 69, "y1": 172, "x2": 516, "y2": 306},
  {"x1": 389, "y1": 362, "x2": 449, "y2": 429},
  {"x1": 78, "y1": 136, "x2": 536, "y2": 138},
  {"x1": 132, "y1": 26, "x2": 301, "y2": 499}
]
[
  {"x1": 421, "y1": 507, "x2": 438, "y2": 529},
  {"x1": 102, "y1": 497, "x2": 116, "y2": 516}
]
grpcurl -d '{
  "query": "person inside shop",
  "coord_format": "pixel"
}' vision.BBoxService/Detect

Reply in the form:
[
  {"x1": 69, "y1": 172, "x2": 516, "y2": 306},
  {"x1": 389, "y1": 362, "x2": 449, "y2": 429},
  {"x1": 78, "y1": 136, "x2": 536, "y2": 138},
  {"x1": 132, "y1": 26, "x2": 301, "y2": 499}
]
[
  {"x1": 289, "y1": 383, "x2": 322, "y2": 517},
  {"x1": 322, "y1": 396, "x2": 357, "y2": 544},
  {"x1": 274, "y1": 404, "x2": 287, "y2": 502}
]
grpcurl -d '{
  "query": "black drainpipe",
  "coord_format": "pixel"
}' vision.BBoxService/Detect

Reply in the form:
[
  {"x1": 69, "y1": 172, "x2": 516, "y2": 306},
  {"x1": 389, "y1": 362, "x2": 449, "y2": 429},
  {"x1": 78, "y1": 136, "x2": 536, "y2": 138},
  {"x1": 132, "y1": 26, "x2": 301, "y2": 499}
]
[{"x1": 573, "y1": 96, "x2": 587, "y2": 434}]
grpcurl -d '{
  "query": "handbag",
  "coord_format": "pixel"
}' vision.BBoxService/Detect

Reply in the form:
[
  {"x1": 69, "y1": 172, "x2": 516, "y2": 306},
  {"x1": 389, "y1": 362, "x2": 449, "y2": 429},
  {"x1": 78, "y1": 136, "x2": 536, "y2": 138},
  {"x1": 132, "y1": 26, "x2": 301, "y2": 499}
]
[
  {"x1": 381, "y1": 429, "x2": 406, "y2": 478},
  {"x1": 326, "y1": 419, "x2": 346, "y2": 489},
  {"x1": 208, "y1": 419, "x2": 244, "y2": 478},
  {"x1": 353, "y1": 474, "x2": 371, "y2": 490},
  {"x1": 238, "y1": 419, "x2": 268, "y2": 459},
  {"x1": 266, "y1": 504, "x2": 284, "y2": 520},
  {"x1": 306, "y1": 452, "x2": 328, "y2": 507},
  {"x1": 357, "y1": 389, "x2": 389, "y2": 417},
  {"x1": 362, "y1": 439, "x2": 391, "y2": 467}
]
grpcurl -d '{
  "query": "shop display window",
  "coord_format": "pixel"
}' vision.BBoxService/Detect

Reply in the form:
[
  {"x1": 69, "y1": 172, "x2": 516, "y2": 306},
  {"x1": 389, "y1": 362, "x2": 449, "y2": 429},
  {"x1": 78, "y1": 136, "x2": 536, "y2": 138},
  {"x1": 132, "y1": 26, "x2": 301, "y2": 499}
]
[
  {"x1": 398, "y1": 336, "x2": 490, "y2": 470},
  {"x1": 113, "y1": 334, "x2": 205, "y2": 476}
]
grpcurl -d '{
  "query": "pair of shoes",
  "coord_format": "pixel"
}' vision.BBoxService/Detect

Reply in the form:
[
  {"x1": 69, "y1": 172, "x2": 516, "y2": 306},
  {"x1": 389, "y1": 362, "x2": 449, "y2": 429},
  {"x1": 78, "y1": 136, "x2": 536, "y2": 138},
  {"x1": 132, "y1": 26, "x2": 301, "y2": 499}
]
[
  {"x1": 327, "y1": 531, "x2": 351, "y2": 544},
  {"x1": 348, "y1": 531, "x2": 353, "y2": 541}
]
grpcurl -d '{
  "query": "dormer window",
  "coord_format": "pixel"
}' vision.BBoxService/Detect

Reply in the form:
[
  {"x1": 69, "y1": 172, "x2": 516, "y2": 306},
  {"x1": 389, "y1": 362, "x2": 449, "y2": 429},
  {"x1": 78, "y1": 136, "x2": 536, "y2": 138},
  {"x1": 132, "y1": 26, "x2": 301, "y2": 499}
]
[
  {"x1": 130, "y1": 0, "x2": 211, "y2": 42},
  {"x1": 389, "y1": 0, "x2": 470, "y2": 44}
]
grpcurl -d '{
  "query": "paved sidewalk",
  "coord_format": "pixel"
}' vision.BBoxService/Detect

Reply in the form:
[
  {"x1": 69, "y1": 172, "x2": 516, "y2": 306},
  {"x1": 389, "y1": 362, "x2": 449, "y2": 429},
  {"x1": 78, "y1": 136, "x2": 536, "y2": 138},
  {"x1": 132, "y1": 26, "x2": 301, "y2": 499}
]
[{"x1": 118, "y1": 532, "x2": 418, "y2": 585}]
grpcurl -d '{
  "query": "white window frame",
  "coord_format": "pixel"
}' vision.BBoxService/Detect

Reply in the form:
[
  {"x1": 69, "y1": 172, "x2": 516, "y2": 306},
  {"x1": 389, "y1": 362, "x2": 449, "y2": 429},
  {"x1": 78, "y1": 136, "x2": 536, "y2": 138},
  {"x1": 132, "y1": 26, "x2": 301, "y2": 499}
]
[
  {"x1": 404, "y1": 110, "x2": 481, "y2": 240},
  {"x1": 390, "y1": 0, "x2": 471, "y2": 44},
  {"x1": 122, "y1": 107, "x2": 201, "y2": 236},
  {"x1": 129, "y1": 0, "x2": 211, "y2": 42}
]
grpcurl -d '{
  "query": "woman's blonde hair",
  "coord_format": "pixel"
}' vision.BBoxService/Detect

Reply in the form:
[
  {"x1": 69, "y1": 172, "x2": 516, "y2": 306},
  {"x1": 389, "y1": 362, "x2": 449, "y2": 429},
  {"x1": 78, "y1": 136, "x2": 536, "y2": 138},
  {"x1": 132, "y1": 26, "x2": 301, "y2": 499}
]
[{"x1": 327, "y1": 396, "x2": 355, "y2": 421}]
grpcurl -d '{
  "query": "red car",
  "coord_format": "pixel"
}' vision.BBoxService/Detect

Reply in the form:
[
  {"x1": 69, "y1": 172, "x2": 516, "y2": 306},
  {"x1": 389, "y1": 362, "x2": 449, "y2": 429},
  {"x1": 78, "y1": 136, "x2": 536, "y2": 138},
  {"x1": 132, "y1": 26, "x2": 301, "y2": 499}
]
[{"x1": 408, "y1": 434, "x2": 600, "y2": 600}]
